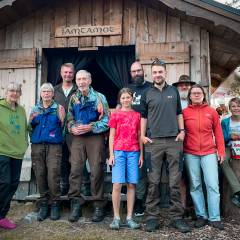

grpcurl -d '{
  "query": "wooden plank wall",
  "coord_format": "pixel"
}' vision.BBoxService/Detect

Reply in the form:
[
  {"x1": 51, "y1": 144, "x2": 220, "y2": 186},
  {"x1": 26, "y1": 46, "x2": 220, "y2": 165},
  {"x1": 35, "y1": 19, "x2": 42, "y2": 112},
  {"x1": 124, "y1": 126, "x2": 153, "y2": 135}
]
[{"x1": 0, "y1": 0, "x2": 210, "y2": 85}]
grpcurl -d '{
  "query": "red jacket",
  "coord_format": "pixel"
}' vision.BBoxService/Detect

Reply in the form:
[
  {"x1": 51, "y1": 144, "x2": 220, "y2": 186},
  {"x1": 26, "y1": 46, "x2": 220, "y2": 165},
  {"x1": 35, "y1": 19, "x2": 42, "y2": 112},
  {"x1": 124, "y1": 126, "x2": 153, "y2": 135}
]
[{"x1": 183, "y1": 104, "x2": 225, "y2": 157}]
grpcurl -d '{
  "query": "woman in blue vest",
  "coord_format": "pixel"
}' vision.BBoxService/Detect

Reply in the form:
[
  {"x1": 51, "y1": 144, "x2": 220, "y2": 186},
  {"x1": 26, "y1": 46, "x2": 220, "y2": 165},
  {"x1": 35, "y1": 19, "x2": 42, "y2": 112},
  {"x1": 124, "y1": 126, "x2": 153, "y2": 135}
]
[{"x1": 29, "y1": 83, "x2": 65, "y2": 221}]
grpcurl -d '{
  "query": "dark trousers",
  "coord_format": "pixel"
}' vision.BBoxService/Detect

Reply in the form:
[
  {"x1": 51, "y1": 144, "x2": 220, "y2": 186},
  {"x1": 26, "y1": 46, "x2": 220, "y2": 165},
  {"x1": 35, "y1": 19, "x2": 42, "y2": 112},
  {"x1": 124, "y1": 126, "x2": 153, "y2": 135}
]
[
  {"x1": 145, "y1": 137, "x2": 184, "y2": 220},
  {"x1": 31, "y1": 144, "x2": 61, "y2": 202},
  {"x1": 0, "y1": 155, "x2": 22, "y2": 219},
  {"x1": 61, "y1": 134, "x2": 90, "y2": 192},
  {"x1": 68, "y1": 134, "x2": 105, "y2": 207}
]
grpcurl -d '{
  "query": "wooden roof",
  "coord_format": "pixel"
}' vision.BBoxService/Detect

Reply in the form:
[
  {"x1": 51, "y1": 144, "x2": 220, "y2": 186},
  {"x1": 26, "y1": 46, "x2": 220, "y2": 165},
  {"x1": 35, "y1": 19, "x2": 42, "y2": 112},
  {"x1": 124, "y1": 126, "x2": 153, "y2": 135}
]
[{"x1": 0, "y1": 0, "x2": 239, "y2": 82}]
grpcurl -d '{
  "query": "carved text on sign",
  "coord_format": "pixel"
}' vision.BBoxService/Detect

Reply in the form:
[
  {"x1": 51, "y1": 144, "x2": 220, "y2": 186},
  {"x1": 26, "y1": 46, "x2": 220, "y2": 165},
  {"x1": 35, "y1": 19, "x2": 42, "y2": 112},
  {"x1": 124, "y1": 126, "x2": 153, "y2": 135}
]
[{"x1": 55, "y1": 25, "x2": 122, "y2": 37}]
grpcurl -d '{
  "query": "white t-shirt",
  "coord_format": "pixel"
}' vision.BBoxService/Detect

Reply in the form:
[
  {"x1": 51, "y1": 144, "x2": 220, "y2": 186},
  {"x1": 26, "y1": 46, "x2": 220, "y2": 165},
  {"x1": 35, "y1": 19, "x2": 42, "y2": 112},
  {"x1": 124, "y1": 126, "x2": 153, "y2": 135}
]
[{"x1": 62, "y1": 86, "x2": 73, "y2": 97}]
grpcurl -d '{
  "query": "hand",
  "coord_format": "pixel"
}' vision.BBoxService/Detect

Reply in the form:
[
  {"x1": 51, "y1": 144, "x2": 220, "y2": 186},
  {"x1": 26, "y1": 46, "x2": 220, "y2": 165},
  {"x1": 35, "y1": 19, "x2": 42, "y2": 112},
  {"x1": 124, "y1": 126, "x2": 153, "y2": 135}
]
[
  {"x1": 72, "y1": 124, "x2": 92, "y2": 135},
  {"x1": 231, "y1": 133, "x2": 240, "y2": 140},
  {"x1": 175, "y1": 131, "x2": 185, "y2": 142},
  {"x1": 218, "y1": 155, "x2": 225, "y2": 164},
  {"x1": 138, "y1": 154, "x2": 143, "y2": 168},
  {"x1": 108, "y1": 155, "x2": 115, "y2": 166},
  {"x1": 141, "y1": 136, "x2": 153, "y2": 145}
]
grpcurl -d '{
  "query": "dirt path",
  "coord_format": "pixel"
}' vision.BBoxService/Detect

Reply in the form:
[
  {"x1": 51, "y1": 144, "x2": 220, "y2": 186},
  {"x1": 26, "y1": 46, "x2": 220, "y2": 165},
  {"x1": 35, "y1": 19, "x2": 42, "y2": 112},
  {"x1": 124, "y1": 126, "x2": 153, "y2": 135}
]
[{"x1": 0, "y1": 202, "x2": 240, "y2": 240}]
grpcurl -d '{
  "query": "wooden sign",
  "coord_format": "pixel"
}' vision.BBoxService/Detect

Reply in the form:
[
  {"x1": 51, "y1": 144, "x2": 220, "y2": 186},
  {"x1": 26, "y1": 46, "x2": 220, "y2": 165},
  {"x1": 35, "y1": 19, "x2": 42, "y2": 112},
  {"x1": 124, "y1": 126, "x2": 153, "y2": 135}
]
[{"x1": 55, "y1": 25, "x2": 122, "y2": 37}]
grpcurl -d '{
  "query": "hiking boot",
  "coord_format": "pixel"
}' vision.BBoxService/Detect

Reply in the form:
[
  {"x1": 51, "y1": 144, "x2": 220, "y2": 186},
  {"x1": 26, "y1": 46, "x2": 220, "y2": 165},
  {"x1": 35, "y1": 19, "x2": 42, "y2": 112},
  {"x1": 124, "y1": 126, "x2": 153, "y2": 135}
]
[
  {"x1": 109, "y1": 218, "x2": 120, "y2": 230},
  {"x1": 37, "y1": 201, "x2": 49, "y2": 221},
  {"x1": 92, "y1": 207, "x2": 104, "y2": 222},
  {"x1": 134, "y1": 199, "x2": 145, "y2": 217},
  {"x1": 231, "y1": 194, "x2": 240, "y2": 208},
  {"x1": 0, "y1": 218, "x2": 17, "y2": 229},
  {"x1": 126, "y1": 218, "x2": 140, "y2": 229},
  {"x1": 194, "y1": 217, "x2": 208, "y2": 228},
  {"x1": 170, "y1": 219, "x2": 191, "y2": 233},
  {"x1": 68, "y1": 199, "x2": 82, "y2": 222},
  {"x1": 50, "y1": 201, "x2": 61, "y2": 221},
  {"x1": 145, "y1": 219, "x2": 160, "y2": 232},
  {"x1": 208, "y1": 221, "x2": 224, "y2": 230}
]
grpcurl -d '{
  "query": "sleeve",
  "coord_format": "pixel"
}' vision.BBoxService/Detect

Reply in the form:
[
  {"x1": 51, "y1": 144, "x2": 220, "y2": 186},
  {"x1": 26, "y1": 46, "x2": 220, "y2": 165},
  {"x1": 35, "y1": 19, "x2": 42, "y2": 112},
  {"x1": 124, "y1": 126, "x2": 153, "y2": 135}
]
[
  {"x1": 140, "y1": 91, "x2": 148, "y2": 118},
  {"x1": 67, "y1": 95, "x2": 76, "y2": 131},
  {"x1": 212, "y1": 109, "x2": 225, "y2": 157},
  {"x1": 92, "y1": 93, "x2": 110, "y2": 134},
  {"x1": 221, "y1": 118, "x2": 231, "y2": 145},
  {"x1": 175, "y1": 88, "x2": 182, "y2": 115},
  {"x1": 108, "y1": 112, "x2": 117, "y2": 129},
  {"x1": 57, "y1": 104, "x2": 66, "y2": 126},
  {"x1": 29, "y1": 106, "x2": 40, "y2": 128}
]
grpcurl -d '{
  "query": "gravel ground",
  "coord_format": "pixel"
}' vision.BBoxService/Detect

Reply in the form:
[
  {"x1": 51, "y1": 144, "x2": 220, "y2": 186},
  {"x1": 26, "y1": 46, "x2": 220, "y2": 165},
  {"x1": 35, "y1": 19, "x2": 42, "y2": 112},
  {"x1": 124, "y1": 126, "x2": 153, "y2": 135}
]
[{"x1": 0, "y1": 201, "x2": 240, "y2": 240}]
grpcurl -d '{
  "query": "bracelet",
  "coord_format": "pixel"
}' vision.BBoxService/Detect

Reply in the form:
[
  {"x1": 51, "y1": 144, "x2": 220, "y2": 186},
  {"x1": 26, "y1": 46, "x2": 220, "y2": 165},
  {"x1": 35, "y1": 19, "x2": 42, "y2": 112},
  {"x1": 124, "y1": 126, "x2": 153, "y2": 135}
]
[{"x1": 179, "y1": 129, "x2": 185, "y2": 132}]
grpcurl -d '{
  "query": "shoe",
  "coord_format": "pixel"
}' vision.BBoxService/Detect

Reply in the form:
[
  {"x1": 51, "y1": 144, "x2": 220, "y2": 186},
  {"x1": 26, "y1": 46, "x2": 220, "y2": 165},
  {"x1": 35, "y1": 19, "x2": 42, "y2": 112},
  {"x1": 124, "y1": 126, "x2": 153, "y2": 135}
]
[
  {"x1": 126, "y1": 218, "x2": 140, "y2": 229},
  {"x1": 68, "y1": 199, "x2": 82, "y2": 222},
  {"x1": 109, "y1": 218, "x2": 120, "y2": 230},
  {"x1": 170, "y1": 219, "x2": 191, "y2": 233},
  {"x1": 92, "y1": 207, "x2": 104, "y2": 222},
  {"x1": 37, "y1": 201, "x2": 49, "y2": 221},
  {"x1": 194, "y1": 217, "x2": 208, "y2": 228},
  {"x1": 134, "y1": 199, "x2": 145, "y2": 216},
  {"x1": 50, "y1": 201, "x2": 61, "y2": 220},
  {"x1": 231, "y1": 194, "x2": 240, "y2": 208},
  {"x1": 0, "y1": 218, "x2": 17, "y2": 229},
  {"x1": 208, "y1": 221, "x2": 224, "y2": 230},
  {"x1": 145, "y1": 219, "x2": 160, "y2": 232}
]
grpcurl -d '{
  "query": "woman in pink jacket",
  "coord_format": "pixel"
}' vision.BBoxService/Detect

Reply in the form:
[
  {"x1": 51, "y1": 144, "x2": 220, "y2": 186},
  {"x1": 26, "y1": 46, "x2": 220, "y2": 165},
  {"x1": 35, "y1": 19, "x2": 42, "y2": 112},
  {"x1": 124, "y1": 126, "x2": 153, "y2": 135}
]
[{"x1": 183, "y1": 84, "x2": 225, "y2": 230}]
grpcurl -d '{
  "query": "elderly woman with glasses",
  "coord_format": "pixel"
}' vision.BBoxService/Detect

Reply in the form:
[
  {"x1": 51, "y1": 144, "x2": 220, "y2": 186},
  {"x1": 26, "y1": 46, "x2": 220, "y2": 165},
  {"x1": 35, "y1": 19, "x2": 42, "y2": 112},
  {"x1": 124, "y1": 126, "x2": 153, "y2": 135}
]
[
  {"x1": 29, "y1": 83, "x2": 65, "y2": 221},
  {"x1": 0, "y1": 82, "x2": 28, "y2": 230},
  {"x1": 183, "y1": 84, "x2": 225, "y2": 230}
]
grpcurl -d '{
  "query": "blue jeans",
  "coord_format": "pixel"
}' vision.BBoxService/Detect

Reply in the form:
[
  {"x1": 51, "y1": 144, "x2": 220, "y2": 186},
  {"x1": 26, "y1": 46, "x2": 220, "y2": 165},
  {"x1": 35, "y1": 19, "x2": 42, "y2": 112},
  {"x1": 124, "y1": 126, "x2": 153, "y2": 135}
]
[{"x1": 184, "y1": 153, "x2": 220, "y2": 221}]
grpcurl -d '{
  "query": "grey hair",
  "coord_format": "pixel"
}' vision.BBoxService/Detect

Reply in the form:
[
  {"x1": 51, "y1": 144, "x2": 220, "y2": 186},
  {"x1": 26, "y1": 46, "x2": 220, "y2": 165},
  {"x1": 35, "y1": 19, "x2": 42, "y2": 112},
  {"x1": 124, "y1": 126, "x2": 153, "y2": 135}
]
[
  {"x1": 40, "y1": 83, "x2": 54, "y2": 93},
  {"x1": 6, "y1": 82, "x2": 22, "y2": 95},
  {"x1": 76, "y1": 70, "x2": 92, "y2": 80}
]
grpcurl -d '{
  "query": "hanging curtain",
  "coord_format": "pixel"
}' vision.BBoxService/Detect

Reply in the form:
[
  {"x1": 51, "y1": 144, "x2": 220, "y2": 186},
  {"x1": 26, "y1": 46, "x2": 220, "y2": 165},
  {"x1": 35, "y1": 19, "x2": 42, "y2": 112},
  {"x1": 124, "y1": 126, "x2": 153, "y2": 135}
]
[{"x1": 96, "y1": 49, "x2": 134, "y2": 89}]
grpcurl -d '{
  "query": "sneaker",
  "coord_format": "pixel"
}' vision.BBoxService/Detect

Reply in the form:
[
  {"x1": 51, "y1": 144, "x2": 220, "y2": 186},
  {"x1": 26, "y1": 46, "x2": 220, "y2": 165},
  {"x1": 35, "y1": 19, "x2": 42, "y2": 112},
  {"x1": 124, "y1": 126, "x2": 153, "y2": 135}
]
[
  {"x1": 110, "y1": 218, "x2": 120, "y2": 230},
  {"x1": 231, "y1": 194, "x2": 240, "y2": 208},
  {"x1": 208, "y1": 221, "x2": 224, "y2": 230},
  {"x1": 170, "y1": 219, "x2": 191, "y2": 233},
  {"x1": 194, "y1": 217, "x2": 208, "y2": 228},
  {"x1": 134, "y1": 199, "x2": 145, "y2": 216},
  {"x1": 0, "y1": 218, "x2": 17, "y2": 229},
  {"x1": 145, "y1": 219, "x2": 160, "y2": 232},
  {"x1": 126, "y1": 218, "x2": 140, "y2": 229}
]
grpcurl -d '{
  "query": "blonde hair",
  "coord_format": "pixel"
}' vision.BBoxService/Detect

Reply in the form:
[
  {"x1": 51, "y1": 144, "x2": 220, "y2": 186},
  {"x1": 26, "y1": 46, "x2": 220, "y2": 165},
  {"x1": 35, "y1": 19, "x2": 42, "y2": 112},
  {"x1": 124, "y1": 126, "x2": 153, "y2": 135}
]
[
  {"x1": 6, "y1": 82, "x2": 22, "y2": 95},
  {"x1": 61, "y1": 63, "x2": 75, "y2": 72}
]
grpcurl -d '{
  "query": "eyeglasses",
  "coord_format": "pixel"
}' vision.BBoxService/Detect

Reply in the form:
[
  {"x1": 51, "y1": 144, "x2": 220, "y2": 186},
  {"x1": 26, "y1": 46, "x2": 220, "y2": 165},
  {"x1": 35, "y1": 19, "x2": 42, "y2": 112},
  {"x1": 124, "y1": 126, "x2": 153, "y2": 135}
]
[{"x1": 151, "y1": 58, "x2": 166, "y2": 67}]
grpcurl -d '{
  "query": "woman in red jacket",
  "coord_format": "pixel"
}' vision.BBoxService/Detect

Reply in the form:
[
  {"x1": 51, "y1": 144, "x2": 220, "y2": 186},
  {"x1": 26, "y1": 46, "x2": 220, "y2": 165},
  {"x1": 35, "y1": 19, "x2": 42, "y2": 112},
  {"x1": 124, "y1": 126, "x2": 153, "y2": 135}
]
[{"x1": 183, "y1": 84, "x2": 225, "y2": 230}]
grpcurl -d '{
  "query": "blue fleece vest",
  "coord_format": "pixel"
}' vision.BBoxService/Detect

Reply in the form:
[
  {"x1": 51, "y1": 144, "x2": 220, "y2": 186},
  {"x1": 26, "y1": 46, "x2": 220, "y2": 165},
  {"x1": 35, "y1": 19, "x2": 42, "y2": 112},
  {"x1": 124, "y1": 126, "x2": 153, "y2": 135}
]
[{"x1": 30, "y1": 105, "x2": 63, "y2": 144}]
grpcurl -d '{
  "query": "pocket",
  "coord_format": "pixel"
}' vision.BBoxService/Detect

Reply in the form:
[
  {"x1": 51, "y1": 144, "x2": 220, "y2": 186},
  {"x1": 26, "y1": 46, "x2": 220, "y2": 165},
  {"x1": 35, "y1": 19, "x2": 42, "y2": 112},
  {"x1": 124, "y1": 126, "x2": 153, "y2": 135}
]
[{"x1": 144, "y1": 151, "x2": 152, "y2": 172}]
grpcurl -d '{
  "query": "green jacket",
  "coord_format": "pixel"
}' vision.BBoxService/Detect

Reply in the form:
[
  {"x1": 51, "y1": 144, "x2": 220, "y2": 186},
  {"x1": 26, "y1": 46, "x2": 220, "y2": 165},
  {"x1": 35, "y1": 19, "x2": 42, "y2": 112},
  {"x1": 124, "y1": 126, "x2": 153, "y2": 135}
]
[{"x1": 0, "y1": 99, "x2": 28, "y2": 159}]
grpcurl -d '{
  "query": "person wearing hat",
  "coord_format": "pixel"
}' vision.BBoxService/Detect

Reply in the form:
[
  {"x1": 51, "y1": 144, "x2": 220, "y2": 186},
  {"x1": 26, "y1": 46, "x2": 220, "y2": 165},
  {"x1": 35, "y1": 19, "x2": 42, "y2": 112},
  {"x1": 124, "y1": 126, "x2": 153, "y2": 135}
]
[
  {"x1": 173, "y1": 75, "x2": 195, "y2": 110},
  {"x1": 172, "y1": 75, "x2": 195, "y2": 212}
]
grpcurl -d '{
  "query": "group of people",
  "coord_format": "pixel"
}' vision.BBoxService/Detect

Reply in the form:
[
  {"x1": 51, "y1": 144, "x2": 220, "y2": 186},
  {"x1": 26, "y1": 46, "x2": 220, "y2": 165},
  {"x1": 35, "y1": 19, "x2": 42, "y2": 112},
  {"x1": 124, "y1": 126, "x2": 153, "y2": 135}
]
[{"x1": 0, "y1": 60, "x2": 240, "y2": 234}]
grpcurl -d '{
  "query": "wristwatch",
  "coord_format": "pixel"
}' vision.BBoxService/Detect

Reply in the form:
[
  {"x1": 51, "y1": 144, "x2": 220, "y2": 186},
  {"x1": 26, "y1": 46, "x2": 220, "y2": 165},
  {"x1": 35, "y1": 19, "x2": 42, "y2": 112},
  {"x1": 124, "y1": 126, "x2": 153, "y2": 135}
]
[{"x1": 179, "y1": 129, "x2": 185, "y2": 132}]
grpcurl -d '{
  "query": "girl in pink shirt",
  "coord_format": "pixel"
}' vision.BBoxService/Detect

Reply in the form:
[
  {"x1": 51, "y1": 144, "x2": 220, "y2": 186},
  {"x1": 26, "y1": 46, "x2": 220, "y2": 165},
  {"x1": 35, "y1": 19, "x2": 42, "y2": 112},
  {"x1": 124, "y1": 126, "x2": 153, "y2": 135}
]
[{"x1": 108, "y1": 88, "x2": 143, "y2": 230}]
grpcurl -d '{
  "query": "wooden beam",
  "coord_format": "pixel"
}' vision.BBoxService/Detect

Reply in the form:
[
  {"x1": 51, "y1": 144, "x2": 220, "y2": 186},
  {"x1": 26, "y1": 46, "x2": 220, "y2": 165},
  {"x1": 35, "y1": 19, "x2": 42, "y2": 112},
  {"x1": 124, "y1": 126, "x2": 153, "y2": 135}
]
[{"x1": 0, "y1": 48, "x2": 36, "y2": 69}]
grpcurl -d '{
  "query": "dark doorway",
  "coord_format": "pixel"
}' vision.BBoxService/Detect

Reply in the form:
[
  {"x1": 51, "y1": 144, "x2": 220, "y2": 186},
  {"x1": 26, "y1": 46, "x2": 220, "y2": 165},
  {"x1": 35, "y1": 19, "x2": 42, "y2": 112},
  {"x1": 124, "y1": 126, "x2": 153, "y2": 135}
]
[{"x1": 43, "y1": 46, "x2": 135, "y2": 108}]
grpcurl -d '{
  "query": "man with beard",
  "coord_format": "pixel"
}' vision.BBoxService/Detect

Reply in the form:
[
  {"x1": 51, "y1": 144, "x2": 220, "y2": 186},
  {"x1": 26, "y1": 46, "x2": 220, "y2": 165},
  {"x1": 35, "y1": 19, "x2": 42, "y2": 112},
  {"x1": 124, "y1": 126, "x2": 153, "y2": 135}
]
[
  {"x1": 54, "y1": 63, "x2": 78, "y2": 195},
  {"x1": 128, "y1": 61, "x2": 152, "y2": 216},
  {"x1": 141, "y1": 59, "x2": 190, "y2": 233},
  {"x1": 172, "y1": 75, "x2": 195, "y2": 210}
]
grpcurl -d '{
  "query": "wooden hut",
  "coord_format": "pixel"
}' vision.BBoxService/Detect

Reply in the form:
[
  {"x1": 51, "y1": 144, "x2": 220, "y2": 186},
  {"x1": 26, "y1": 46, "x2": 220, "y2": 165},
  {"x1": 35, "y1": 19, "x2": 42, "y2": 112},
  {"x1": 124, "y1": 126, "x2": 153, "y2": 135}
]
[{"x1": 0, "y1": 0, "x2": 240, "y2": 207}]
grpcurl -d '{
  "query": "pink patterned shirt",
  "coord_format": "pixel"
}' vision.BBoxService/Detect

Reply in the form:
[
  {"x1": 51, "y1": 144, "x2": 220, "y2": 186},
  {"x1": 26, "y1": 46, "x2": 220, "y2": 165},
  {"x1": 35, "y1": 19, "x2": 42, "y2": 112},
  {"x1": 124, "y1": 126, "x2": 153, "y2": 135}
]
[{"x1": 108, "y1": 110, "x2": 140, "y2": 151}]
